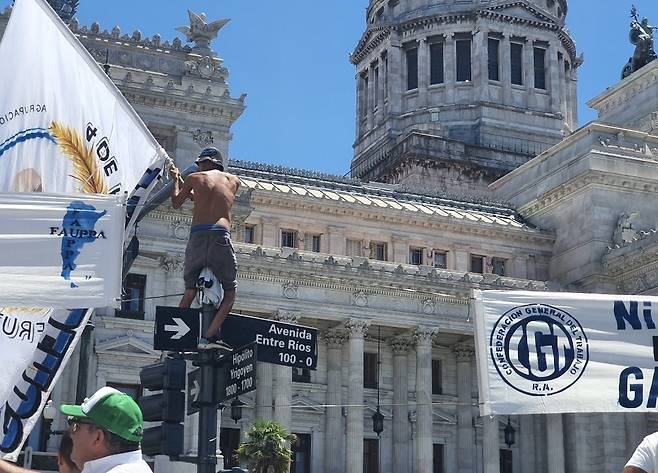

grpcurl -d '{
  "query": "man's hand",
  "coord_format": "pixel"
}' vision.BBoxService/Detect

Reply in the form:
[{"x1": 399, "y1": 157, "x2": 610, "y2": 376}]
[{"x1": 169, "y1": 164, "x2": 182, "y2": 184}]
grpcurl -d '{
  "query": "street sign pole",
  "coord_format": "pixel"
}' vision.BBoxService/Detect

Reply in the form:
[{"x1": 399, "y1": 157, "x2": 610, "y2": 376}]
[{"x1": 197, "y1": 303, "x2": 219, "y2": 473}]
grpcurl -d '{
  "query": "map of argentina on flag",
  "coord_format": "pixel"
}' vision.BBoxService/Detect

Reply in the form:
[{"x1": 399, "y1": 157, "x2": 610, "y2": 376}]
[
  {"x1": 0, "y1": 0, "x2": 166, "y2": 231},
  {"x1": 0, "y1": 193, "x2": 124, "y2": 308}
]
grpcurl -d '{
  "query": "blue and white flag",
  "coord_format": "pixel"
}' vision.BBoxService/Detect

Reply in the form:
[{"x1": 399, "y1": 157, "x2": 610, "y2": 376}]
[
  {"x1": 0, "y1": 193, "x2": 124, "y2": 308},
  {"x1": 0, "y1": 0, "x2": 167, "y2": 459},
  {"x1": 0, "y1": 0, "x2": 166, "y2": 231},
  {"x1": 0, "y1": 307, "x2": 92, "y2": 458}
]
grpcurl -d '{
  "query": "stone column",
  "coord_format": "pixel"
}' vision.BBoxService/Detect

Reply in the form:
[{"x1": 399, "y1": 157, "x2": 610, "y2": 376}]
[
  {"x1": 558, "y1": 53, "x2": 567, "y2": 126},
  {"x1": 453, "y1": 343, "x2": 475, "y2": 473},
  {"x1": 260, "y1": 216, "x2": 278, "y2": 247},
  {"x1": 273, "y1": 310, "x2": 299, "y2": 430},
  {"x1": 500, "y1": 34, "x2": 512, "y2": 106},
  {"x1": 518, "y1": 415, "x2": 536, "y2": 473},
  {"x1": 391, "y1": 337, "x2": 412, "y2": 473},
  {"x1": 523, "y1": 38, "x2": 535, "y2": 108},
  {"x1": 324, "y1": 329, "x2": 346, "y2": 473},
  {"x1": 367, "y1": 64, "x2": 375, "y2": 131},
  {"x1": 418, "y1": 38, "x2": 429, "y2": 107},
  {"x1": 625, "y1": 413, "x2": 647, "y2": 459},
  {"x1": 345, "y1": 319, "x2": 369, "y2": 473},
  {"x1": 388, "y1": 43, "x2": 403, "y2": 117},
  {"x1": 474, "y1": 26, "x2": 489, "y2": 101},
  {"x1": 548, "y1": 41, "x2": 561, "y2": 113},
  {"x1": 546, "y1": 414, "x2": 565, "y2": 473},
  {"x1": 355, "y1": 72, "x2": 362, "y2": 138},
  {"x1": 482, "y1": 416, "x2": 500, "y2": 473},
  {"x1": 414, "y1": 327, "x2": 436, "y2": 473},
  {"x1": 569, "y1": 65, "x2": 579, "y2": 126},
  {"x1": 256, "y1": 362, "x2": 273, "y2": 420},
  {"x1": 444, "y1": 33, "x2": 455, "y2": 103},
  {"x1": 603, "y1": 414, "x2": 627, "y2": 473},
  {"x1": 328, "y1": 225, "x2": 346, "y2": 255},
  {"x1": 391, "y1": 234, "x2": 409, "y2": 263}
]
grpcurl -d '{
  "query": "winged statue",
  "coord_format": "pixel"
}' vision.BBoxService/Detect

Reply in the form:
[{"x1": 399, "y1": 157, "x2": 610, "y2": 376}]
[{"x1": 176, "y1": 11, "x2": 230, "y2": 51}]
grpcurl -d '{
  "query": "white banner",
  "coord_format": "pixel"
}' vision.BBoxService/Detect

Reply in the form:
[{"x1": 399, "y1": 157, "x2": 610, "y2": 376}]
[
  {"x1": 474, "y1": 290, "x2": 658, "y2": 415},
  {"x1": 0, "y1": 0, "x2": 167, "y2": 458},
  {"x1": 0, "y1": 0, "x2": 165, "y2": 231},
  {"x1": 0, "y1": 193, "x2": 124, "y2": 308},
  {"x1": 0, "y1": 307, "x2": 92, "y2": 458}
]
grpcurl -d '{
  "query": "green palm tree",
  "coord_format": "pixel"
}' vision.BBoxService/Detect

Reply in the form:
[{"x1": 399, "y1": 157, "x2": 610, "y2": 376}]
[{"x1": 235, "y1": 419, "x2": 297, "y2": 473}]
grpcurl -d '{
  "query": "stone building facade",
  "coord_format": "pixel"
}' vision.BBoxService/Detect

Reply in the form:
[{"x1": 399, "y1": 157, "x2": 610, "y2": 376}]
[{"x1": 3, "y1": 1, "x2": 658, "y2": 473}]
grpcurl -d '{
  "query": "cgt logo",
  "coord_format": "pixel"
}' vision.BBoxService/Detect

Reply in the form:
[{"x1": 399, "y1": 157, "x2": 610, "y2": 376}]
[{"x1": 489, "y1": 303, "x2": 589, "y2": 396}]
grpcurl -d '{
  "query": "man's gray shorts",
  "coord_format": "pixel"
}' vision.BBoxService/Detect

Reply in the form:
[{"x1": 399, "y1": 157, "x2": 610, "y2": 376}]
[{"x1": 183, "y1": 225, "x2": 237, "y2": 291}]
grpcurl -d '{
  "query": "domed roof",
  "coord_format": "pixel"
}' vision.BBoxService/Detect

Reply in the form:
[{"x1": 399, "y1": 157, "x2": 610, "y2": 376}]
[{"x1": 366, "y1": 0, "x2": 567, "y2": 23}]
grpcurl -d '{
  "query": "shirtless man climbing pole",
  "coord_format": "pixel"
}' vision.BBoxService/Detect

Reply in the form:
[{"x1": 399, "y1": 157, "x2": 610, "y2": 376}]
[{"x1": 169, "y1": 147, "x2": 240, "y2": 348}]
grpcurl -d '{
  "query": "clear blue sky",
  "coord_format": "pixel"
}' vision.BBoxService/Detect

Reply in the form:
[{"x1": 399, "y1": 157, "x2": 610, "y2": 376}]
[{"x1": 4, "y1": 0, "x2": 658, "y2": 175}]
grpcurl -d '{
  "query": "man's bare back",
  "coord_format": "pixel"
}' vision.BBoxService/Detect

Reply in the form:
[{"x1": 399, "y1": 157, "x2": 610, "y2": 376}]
[{"x1": 169, "y1": 167, "x2": 240, "y2": 228}]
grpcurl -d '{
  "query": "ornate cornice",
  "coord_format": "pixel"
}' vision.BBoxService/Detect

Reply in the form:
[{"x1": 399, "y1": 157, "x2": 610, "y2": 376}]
[
  {"x1": 121, "y1": 90, "x2": 244, "y2": 122},
  {"x1": 234, "y1": 245, "x2": 550, "y2": 301},
  {"x1": 250, "y1": 193, "x2": 552, "y2": 245},
  {"x1": 351, "y1": 26, "x2": 392, "y2": 65},
  {"x1": 518, "y1": 170, "x2": 658, "y2": 218}
]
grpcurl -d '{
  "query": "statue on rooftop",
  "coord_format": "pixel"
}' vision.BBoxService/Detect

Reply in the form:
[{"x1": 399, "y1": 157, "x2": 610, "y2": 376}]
[
  {"x1": 621, "y1": 5, "x2": 658, "y2": 79},
  {"x1": 46, "y1": 0, "x2": 79, "y2": 22},
  {"x1": 176, "y1": 11, "x2": 229, "y2": 52}
]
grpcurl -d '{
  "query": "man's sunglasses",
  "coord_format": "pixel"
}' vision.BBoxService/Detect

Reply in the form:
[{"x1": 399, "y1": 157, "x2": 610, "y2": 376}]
[{"x1": 67, "y1": 417, "x2": 96, "y2": 433}]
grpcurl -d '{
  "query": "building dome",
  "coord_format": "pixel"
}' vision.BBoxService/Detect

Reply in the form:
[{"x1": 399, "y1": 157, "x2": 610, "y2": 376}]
[
  {"x1": 366, "y1": 0, "x2": 567, "y2": 25},
  {"x1": 352, "y1": 0, "x2": 578, "y2": 195}
]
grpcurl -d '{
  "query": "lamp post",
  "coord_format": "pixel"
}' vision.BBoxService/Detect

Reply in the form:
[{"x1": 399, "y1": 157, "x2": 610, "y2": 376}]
[
  {"x1": 230, "y1": 397, "x2": 246, "y2": 424},
  {"x1": 371, "y1": 325, "x2": 384, "y2": 436},
  {"x1": 40, "y1": 400, "x2": 65, "y2": 451},
  {"x1": 503, "y1": 416, "x2": 516, "y2": 448}
]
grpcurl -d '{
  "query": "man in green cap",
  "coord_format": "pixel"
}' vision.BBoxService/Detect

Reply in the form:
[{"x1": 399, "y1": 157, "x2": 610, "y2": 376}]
[{"x1": 59, "y1": 387, "x2": 151, "y2": 472}]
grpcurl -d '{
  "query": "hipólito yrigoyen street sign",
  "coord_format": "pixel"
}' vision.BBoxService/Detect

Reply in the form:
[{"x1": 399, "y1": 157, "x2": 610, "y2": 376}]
[{"x1": 215, "y1": 342, "x2": 257, "y2": 403}]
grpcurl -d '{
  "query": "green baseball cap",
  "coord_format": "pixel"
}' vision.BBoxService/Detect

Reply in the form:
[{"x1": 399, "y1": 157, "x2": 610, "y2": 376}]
[{"x1": 60, "y1": 387, "x2": 143, "y2": 442}]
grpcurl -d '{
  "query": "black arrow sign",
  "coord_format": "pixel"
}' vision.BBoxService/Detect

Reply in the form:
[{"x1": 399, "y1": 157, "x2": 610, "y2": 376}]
[
  {"x1": 221, "y1": 313, "x2": 318, "y2": 370},
  {"x1": 154, "y1": 307, "x2": 200, "y2": 352},
  {"x1": 187, "y1": 368, "x2": 201, "y2": 415}
]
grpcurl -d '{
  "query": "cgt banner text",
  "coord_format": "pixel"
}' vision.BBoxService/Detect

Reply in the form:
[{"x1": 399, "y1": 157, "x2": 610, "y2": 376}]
[{"x1": 473, "y1": 290, "x2": 658, "y2": 415}]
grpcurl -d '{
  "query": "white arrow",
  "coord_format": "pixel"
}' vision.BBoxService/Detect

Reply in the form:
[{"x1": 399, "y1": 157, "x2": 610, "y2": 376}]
[
  {"x1": 164, "y1": 317, "x2": 190, "y2": 340},
  {"x1": 190, "y1": 379, "x2": 200, "y2": 403}
]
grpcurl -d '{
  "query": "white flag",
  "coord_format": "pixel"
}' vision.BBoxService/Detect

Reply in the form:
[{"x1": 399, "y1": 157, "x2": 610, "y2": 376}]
[
  {"x1": 0, "y1": 0, "x2": 165, "y2": 229},
  {"x1": 0, "y1": 0, "x2": 167, "y2": 458},
  {"x1": 0, "y1": 193, "x2": 125, "y2": 308},
  {"x1": 474, "y1": 290, "x2": 658, "y2": 415}
]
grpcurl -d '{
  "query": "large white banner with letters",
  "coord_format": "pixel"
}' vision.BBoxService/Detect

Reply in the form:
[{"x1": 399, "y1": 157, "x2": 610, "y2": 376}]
[
  {"x1": 0, "y1": 0, "x2": 167, "y2": 459},
  {"x1": 0, "y1": 193, "x2": 124, "y2": 308},
  {"x1": 473, "y1": 290, "x2": 658, "y2": 415},
  {"x1": 0, "y1": 0, "x2": 166, "y2": 231}
]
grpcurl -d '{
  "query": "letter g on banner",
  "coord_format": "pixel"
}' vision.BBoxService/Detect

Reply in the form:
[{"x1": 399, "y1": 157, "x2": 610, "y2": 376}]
[{"x1": 489, "y1": 303, "x2": 590, "y2": 396}]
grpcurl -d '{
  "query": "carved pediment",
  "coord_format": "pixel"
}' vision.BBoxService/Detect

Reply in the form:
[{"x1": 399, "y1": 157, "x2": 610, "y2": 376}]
[
  {"x1": 432, "y1": 407, "x2": 457, "y2": 424},
  {"x1": 291, "y1": 394, "x2": 324, "y2": 413},
  {"x1": 481, "y1": 1, "x2": 557, "y2": 25},
  {"x1": 96, "y1": 336, "x2": 159, "y2": 358}
]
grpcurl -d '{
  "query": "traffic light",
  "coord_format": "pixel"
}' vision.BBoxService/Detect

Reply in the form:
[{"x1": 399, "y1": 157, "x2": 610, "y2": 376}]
[{"x1": 138, "y1": 358, "x2": 186, "y2": 457}]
